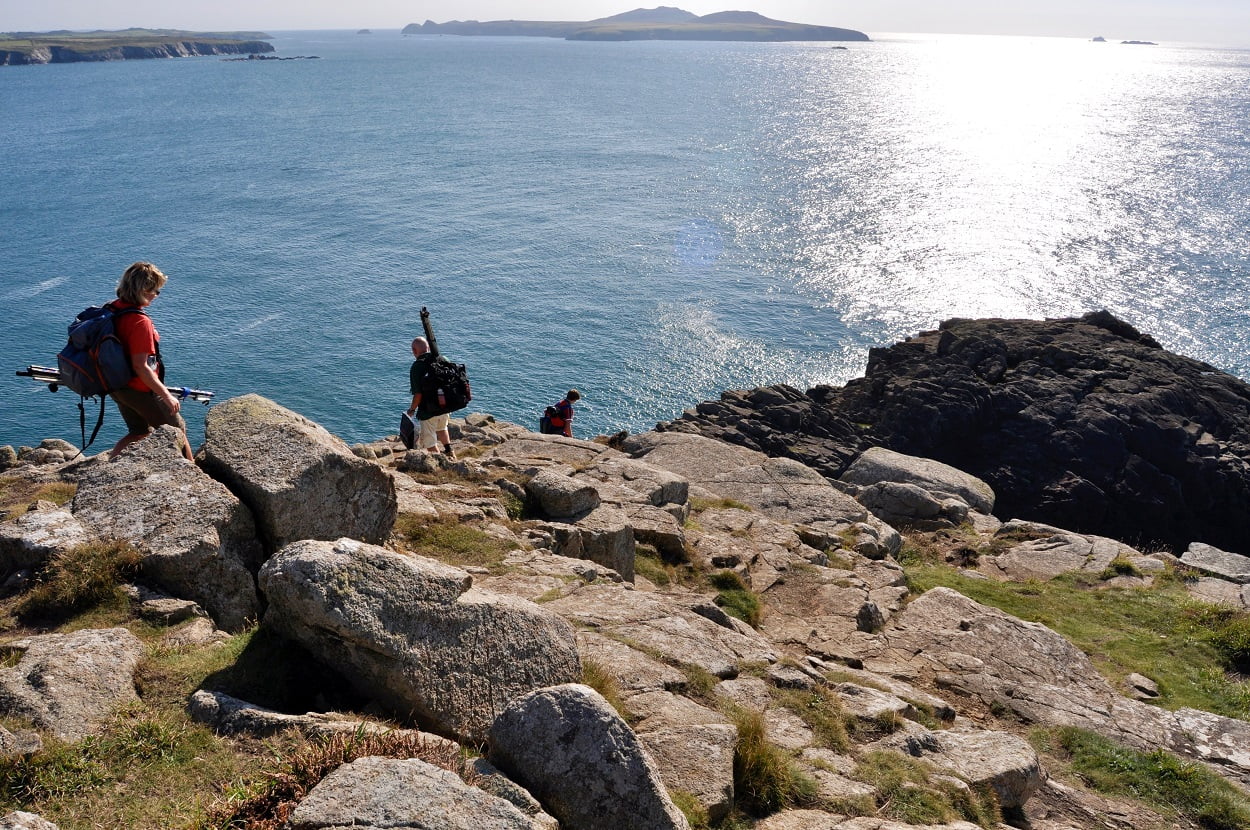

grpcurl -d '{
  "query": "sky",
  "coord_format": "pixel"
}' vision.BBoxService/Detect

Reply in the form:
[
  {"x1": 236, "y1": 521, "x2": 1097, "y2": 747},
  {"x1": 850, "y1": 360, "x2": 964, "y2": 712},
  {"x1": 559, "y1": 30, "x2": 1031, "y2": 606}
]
[{"x1": 3, "y1": 0, "x2": 1249, "y2": 47}]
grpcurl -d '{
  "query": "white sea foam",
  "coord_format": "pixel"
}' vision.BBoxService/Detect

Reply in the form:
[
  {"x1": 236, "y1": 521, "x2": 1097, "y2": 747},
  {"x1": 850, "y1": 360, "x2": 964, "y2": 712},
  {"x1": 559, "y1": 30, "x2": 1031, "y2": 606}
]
[{"x1": 3, "y1": 276, "x2": 67, "y2": 301}]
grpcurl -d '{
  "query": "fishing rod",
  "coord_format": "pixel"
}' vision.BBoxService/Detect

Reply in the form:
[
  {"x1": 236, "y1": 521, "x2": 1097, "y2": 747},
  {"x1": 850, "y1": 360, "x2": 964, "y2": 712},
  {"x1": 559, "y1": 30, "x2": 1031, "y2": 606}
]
[{"x1": 16, "y1": 365, "x2": 214, "y2": 404}]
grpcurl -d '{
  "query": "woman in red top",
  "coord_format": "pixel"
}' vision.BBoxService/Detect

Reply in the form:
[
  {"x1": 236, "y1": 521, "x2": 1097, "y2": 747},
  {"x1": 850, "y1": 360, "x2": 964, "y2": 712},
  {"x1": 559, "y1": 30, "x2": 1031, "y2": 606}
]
[{"x1": 108, "y1": 262, "x2": 194, "y2": 461}]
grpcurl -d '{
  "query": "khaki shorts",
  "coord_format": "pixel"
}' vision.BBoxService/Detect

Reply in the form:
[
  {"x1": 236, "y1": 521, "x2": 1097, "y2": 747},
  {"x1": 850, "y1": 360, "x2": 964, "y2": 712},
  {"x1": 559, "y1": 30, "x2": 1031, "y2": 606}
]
[
  {"x1": 418, "y1": 413, "x2": 450, "y2": 448},
  {"x1": 111, "y1": 386, "x2": 187, "y2": 437}
]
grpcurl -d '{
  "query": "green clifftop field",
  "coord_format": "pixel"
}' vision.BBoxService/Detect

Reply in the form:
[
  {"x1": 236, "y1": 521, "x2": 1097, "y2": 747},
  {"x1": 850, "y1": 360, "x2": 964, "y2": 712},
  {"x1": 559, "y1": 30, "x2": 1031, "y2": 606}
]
[{"x1": 0, "y1": 29, "x2": 274, "y2": 65}]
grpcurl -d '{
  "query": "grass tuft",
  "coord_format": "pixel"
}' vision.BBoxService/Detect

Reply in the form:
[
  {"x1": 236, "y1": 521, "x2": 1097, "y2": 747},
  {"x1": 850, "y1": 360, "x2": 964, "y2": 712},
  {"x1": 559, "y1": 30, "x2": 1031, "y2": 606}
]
[
  {"x1": 394, "y1": 515, "x2": 518, "y2": 572},
  {"x1": 773, "y1": 687, "x2": 850, "y2": 751},
  {"x1": 0, "y1": 477, "x2": 77, "y2": 522},
  {"x1": 669, "y1": 789, "x2": 710, "y2": 830},
  {"x1": 1099, "y1": 555, "x2": 1144, "y2": 580},
  {"x1": 728, "y1": 706, "x2": 817, "y2": 816},
  {"x1": 196, "y1": 728, "x2": 466, "y2": 829},
  {"x1": 708, "y1": 570, "x2": 762, "y2": 628},
  {"x1": 17, "y1": 539, "x2": 141, "y2": 621},
  {"x1": 851, "y1": 750, "x2": 999, "y2": 827},
  {"x1": 581, "y1": 659, "x2": 627, "y2": 718}
]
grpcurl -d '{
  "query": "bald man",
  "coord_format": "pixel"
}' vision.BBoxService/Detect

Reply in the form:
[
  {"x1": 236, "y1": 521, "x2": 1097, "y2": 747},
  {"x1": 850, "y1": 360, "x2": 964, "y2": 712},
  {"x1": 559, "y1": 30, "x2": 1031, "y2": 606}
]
[{"x1": 407, "y1": 336, "x2": 454, "y2": 457}]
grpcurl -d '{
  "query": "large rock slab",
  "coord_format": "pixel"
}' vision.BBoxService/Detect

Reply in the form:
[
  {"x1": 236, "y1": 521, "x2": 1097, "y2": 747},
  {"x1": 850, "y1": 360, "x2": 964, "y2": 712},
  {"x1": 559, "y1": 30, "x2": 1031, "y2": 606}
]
[
  {"x1": 544, "y1": 504, "x2": 636, "y2": 581},
  {"x1": 488, "y1": 684, "x2": 690, "y2": 830},
  {"x1": 0, "y1": 502, "x2": 94, "y2": 577},
  {"x1": 840, "y1": 447, "x2": 995, "y2": 513},
  {"x1": 622, "y1": 432, "x2": 869, "y2": 526},
  {"x1": 870, "y1": 724, "x2": 1044, "y2": 809},
  {"x1": 287, "y1": 756, "x2": 540, "y2": 830},
  {"x1": 199, "y1": 394, "x2": 397, "y2": 551},
  {"x1": 543, "y1": 583, "x2": 777, "y2": 678},
  {"x1": 0, "y1": 628, "x2": 143, "y2": 741},
  {"x1": 979, "y1": 520, "x2": 1163, "y2": 582},
  {"x1": 628, "y1": 690, "x2": 737, "y2": 821},
  {"x1": 258, "y1": 538, "x2": 581, "y2": 742},
  {"x1": 70, "y1": 426, "x2": 262, "y2": 631},
  {"x1": 1180, "y1": 541, "x2": 1250, "y2": 583},
  {"x1": 663, "y1": 313, "x2": 1250, "y2": 555}
]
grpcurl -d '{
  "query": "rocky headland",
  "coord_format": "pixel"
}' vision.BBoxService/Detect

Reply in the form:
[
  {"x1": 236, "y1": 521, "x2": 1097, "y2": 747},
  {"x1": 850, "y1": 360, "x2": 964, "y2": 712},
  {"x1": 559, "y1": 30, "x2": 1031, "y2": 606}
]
[
  {"x1": 403, "y1": 7, "x2": 870, "y2": 43},
  {"x1": 0, "y1": 29, "x2": 274, "y2": 66},
  {"x1": 662, "y1": 311, "x2": 1250, "y2": 557},
  {"x1": 0, "y1": 314, "x2": 1249, "y2": 829}
]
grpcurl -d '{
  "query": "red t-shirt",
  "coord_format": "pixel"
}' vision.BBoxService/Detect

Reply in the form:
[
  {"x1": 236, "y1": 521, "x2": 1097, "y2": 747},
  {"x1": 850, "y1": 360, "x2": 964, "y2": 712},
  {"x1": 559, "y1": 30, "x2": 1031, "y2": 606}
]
[{"x1": 110, "y1": 301, "x2": 159, "y2": 392}]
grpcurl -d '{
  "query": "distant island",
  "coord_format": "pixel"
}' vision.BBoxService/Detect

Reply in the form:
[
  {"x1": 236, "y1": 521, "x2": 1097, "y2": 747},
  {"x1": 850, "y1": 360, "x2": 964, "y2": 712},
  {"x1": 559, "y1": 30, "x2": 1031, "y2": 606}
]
[
  {"x1": 403, "y1": 6, "x2": 869, "y2": 43},
  {"x1": 0, "y1": 29, "x2": 274, "y2": 65}
]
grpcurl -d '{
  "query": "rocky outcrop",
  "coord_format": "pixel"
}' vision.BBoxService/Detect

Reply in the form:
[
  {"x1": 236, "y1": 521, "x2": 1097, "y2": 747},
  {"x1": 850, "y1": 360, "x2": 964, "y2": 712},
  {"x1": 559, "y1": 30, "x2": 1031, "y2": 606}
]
[
  {"x1": 287, "y1": 756, "x2": 541, "y2": 830},
  {"x1": 258, "y1": 538, "x2": 581, "y2": 742},
  {"x1": 70, "y1": 426, "x2": 262, "y2": 631},
  {"x1": 858, "y1": 587, "x2": 1250, "y2": 786},
  {"x1": 199, "y1": 394, "x2": 397, "y2": 552},
  {"x1": 665, "y1": 312, "x2": 1250, "y2": 555},
  {"x1": 0, "y1": 628, "x2": 143, "y2": 741},
  {"x1": 1, "y1": 39, "x2": 274, "y2": 65},
  {"x1": 868, "y1": 724, "x2": 1044, "y2": 809},
  {"x1": 0, "y1": 502, "x2": 93, "y2": 578},
  {"x1": 1181, "y1": 541, "x2": 1250, "y2": 583},
  {"x1": 488, "y1": 684, "x2": 691, "y2": 830}
]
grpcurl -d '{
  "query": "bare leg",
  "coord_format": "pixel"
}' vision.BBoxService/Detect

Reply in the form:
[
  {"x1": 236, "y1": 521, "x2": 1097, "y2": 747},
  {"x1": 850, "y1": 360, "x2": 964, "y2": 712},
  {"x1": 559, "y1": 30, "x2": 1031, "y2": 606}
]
[
  {"x1": 437, "y1": 428, "x2": 454, "y2": 457},
  {"x1": 109, "y1": 431, "x2": 149, "y2": 459}
]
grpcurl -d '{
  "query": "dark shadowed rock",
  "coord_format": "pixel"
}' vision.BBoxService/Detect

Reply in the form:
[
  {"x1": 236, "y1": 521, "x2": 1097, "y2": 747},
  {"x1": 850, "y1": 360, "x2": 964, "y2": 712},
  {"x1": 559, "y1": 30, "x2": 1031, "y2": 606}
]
[
  {"x1": 199, "y1": 394, "x2": 397, "y2": 551},
  {"x1": 71, "y1": 426, "x2": 262, "y2": 630},
  {"x1": 664, "y1": 313, "x2": 1250, "y2": 554},
  {"x1": 488, "y1": 684, "x2": 690, "y2": 830}
]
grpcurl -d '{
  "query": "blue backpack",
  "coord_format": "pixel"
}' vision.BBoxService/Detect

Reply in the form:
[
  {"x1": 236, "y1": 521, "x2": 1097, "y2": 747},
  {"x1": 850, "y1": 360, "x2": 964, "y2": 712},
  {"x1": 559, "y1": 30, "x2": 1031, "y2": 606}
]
[{"x1": 56, "y1": 304, "x2": 143, "y2": 398}]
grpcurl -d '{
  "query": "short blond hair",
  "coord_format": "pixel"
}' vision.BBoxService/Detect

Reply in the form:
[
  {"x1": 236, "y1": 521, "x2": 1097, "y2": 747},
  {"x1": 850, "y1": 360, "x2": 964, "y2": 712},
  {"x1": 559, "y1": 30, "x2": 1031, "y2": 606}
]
[{"x1": 116, "y1": 262, "x2": 167, "y2": 305}]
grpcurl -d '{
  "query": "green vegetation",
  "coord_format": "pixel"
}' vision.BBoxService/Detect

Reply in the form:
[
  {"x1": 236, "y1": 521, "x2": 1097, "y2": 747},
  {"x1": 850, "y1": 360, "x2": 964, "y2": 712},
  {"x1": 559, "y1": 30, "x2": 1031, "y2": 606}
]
[
  {"x1": 689, "y1": 496, "x2": 753, "y2": 513},
  {"x1": 772, "y1": 687, "x2": 850, "y2": 751},
  {"x1": 727, "y1": 706, "x2": 818, "y2": 815},
  {"x1": 0, "y1": 476, "x2": 75, "y2": 522},
  {"x1": 17, "y1": 540, "x2": 141, "y2": 622},
  {"x1": 670, "y1": 790, "x2": 711, "y2": 830},
  {"x1": 394, "y1": 515, "x2": 519, "y2": 572},
  {"x1": 904, "y1": 553, "x2": 1250, "y2": 721},
  {"x1": 634, "y1": 543, "x2": 697, "y2": 587},
  {"x1": 1042, "y1": 726, "x2": 1250, "y2": 829},
  {"x1": 849, "y1": 751, "x2": 1000, "y2": 827},
  {"x1": 581, "y1": 659, "x2": 627, "y2": 718},
  {"x1": 0, "y1": 29, "x2": 270, "y2": 56},
  {"x1": 0, "y1": 706, "x2": 254, "y2": 827},
  {"x1": 1100, "y1": 555, "x2": 1144, "y2": 580},
  {"x1": 708, "y1": 570, "x2": 762, "y2": 628}
]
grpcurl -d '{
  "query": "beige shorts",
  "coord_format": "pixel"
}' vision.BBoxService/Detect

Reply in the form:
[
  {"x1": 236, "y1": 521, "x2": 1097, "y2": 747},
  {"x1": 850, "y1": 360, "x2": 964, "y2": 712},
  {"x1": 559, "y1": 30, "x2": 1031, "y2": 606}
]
[{"x1": 419, "y1": 413, "x2": 450, "y2": 448}]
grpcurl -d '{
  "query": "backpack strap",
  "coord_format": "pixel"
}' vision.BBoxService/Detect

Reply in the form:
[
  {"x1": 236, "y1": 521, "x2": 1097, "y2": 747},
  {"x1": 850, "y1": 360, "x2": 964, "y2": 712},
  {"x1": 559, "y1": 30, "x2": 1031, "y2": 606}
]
[{"x1": 74, "y1": 395, "x2": 106, "y2": 456}]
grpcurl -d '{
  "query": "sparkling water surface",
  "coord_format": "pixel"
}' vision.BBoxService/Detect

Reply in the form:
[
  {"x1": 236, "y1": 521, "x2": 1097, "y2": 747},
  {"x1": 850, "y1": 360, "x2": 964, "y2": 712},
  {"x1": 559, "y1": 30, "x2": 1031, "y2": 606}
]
[{"x1": 2, "y1": 31, "x2": 1248, "y2": 450}]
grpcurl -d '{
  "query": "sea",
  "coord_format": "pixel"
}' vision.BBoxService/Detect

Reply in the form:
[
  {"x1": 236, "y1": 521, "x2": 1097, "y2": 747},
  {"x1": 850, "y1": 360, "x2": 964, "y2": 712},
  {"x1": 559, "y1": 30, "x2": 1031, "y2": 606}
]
[{"x1": 2, "y1": 30, "x2": 1248, "y2": 452}]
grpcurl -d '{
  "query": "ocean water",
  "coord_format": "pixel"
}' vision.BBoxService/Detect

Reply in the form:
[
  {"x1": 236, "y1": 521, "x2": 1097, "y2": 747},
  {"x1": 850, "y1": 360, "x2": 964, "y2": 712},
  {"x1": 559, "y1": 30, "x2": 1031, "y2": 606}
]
[{"x1": 2, "y1": 31, "x2": 1248, "y2": 451}]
